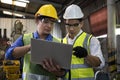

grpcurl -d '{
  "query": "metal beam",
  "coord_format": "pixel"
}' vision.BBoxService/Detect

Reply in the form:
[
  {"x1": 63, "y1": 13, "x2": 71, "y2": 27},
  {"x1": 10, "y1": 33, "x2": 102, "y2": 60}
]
[
  {"x1": 58, "y1": 0, "x2": 76, "y2": 17},
  {"x1": 29, "y1": 0, "x2": 62, "y2": 8}
]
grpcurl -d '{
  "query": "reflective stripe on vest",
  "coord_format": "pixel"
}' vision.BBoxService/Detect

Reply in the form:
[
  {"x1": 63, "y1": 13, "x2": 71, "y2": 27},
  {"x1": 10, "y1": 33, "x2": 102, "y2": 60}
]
[
  {"x1": 23, "y1": 33, "x2": 61, "y2": 80},
  {"x1": 71, "y1": 64, "x2": 91, "y2": 69},
  {"x1": 63, "y1": 32, "x2": 94, "y2": 80},
  {"x1": 23, "y1": 72, "x2": 49, "y2": 80},
  {"x1": 83, "y1": 33, "x2": 92, "y2": 54},
  {"x1": 64, "y1": 77, "x2": 94, "y2": 80}
]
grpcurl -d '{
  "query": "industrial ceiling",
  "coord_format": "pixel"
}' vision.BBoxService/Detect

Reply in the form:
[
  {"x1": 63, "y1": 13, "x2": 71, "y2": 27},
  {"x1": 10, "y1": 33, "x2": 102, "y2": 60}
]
[{"x1": 0, "y1": 0, "x2": 95, "y2": 19}]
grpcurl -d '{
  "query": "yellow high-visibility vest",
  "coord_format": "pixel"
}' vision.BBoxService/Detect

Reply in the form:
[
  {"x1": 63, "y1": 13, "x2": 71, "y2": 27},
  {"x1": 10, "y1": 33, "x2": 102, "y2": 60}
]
[
  {"x1": 22, "y1": 33, "x2": 60, "y2": 80},
  {"x1": 63, "y1": 32, "x2": 94, "y2": 80}
]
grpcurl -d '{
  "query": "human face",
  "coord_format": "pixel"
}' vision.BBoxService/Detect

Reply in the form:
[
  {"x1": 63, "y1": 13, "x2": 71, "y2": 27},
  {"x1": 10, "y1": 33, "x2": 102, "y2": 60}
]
[
  {"x1": 65, "y1": 19, "x2": 83, "y2": 39},
  {"x1": 37, "y1": 18, "x2": 55, "y2": 36}
]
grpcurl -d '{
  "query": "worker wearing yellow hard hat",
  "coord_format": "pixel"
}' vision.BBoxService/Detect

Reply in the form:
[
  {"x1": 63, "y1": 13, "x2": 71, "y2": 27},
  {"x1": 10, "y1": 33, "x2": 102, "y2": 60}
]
[{"x1": 5, "y1": 4, "x2": 66, "y2": 80}]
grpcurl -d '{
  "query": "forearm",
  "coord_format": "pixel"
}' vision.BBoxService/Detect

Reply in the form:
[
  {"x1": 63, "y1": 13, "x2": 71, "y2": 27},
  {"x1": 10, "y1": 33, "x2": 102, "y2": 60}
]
[
  {"x1": 85, "y1": 55, "x2": 101, "y2": 67},
  {"x1": 12, "y1": 45, "x2": 30, "y2": 58}
]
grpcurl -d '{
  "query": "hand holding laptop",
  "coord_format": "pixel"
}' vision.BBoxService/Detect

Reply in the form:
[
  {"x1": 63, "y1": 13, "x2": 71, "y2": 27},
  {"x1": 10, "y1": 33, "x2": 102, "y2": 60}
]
[{"x1": 41, "y1": 58, "x2": 66, "y2": 77}]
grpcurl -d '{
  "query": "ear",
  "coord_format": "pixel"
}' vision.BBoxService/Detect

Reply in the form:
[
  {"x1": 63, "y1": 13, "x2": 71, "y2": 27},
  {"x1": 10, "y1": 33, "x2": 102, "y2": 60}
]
[
  {"x1": 35, "y1": 19, "x2": 40, "y2": 25},
  {"x1": 80, "y1": 21, "x2": 84, "y2": 28}
]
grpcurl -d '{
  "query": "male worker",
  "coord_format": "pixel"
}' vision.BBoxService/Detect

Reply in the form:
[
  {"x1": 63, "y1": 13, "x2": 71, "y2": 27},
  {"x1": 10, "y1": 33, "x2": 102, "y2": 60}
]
[
  {"x1": 5, "y1": 4, "x2": 66, "y2": 80},
  {"x1": 63, "y1": 4, "x2": 105, "y2": 80}
]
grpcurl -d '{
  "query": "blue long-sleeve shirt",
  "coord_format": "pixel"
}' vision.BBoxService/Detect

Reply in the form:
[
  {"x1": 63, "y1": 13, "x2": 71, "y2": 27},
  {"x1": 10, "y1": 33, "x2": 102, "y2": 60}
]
[
  {"x1": 5, "y1": 31, "x2": 53, "y2": 59},
  {"x1": 5, "y1": 31, "x2": 68, "y2": 78}
]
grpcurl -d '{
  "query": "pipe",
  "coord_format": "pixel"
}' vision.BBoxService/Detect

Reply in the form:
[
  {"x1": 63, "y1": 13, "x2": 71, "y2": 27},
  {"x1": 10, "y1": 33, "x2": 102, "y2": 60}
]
[{"x1": 107, "y1": 0, "x2": 117, "y2": 80}]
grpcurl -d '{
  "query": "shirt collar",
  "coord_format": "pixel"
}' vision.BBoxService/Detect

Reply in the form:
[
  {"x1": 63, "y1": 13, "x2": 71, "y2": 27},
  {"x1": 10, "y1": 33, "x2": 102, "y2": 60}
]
[
  {"x1": 67, "y1": 30, "x2": 83, "y2": 40},
  {"x1": 66, "y1": 30, "x2": 83, "y2": 44},
  {"x1": 33, "y1": 31, "x2": 53, "y2": 41}
]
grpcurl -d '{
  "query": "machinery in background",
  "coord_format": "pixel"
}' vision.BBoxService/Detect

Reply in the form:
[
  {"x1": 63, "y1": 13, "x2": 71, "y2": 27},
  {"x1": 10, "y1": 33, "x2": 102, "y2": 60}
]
[
  {"x1": 0, "y1": 65, "x2": 6, "y2": 80},
  {"x1": 0, "y1": 28, "x2": 11, "y2": 80},
  {"x1": 98, "y1": 35, "x2": 120, "y2": 80},
  {"x1": 0, "y1": 28, "x2": 21, "y2": 80},
  {"x1": 11, "y1": 20, "x2": 26, "y2": 42},
  {"x1": 10, "y1": 20, "x2": 27, "y2": 77},
  {"x1": 0, "y1": 60, "x2": 20, "y2": 80},
  {"x1": 0, "y1": 28, "x2": 10, "y2": 60}
]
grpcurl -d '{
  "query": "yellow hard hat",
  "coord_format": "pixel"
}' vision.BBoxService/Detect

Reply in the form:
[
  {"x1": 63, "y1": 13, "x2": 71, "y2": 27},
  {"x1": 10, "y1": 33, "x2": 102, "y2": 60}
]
[{"x1": 35, "y1": 4, "x2": 58, "y2": 20}]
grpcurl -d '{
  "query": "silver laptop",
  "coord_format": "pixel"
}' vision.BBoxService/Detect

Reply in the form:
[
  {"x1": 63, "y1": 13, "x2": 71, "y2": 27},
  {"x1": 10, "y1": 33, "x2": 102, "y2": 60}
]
[{"x1": 31, "y1": 39, "x2": 73, "y2": 69}]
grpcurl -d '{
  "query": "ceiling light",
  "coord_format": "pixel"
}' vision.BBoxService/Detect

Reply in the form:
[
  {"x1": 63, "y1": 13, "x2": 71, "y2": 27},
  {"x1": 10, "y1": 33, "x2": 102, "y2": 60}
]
[
  {"x1": 3, "y1": 10, "x2": 24, "y2": 17},
  {"x1": 3, "y1": 11, "x2": 12, "y2": 15},
  {"x1": 14, "y1": 1, "x2": 27, "y2": 7},
  {"x1": 58, "y1": 19, "x2": 61, "y2": 23},
  {"x1": 16, "y1": 0, "x2": 30, "y2": 3},
  {"x1": 14, "y1": 13, "x2": 23, "y2": 17},
  {"x1": 1, "y1": 0, "x2": 12, "y2": 4},
  {"x1": 1, "y1": 0, "x2": 29, "y2": 7}
]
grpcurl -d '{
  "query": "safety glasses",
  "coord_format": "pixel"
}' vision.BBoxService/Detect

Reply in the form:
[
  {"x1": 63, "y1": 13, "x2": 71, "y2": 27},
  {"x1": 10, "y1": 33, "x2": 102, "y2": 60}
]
[
  {"x1": 41, "y1": 18, "x2": 56, "y2": 24},
  {"x1": 37, "y1": 16, "x2": 57, "y2": 26}
]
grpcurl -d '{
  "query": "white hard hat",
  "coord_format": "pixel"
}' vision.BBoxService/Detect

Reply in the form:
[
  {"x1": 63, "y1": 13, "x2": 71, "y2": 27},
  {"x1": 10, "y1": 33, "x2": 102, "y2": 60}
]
[{"x1": 63, "y1": 4, "x2": 84, "y2": 19}]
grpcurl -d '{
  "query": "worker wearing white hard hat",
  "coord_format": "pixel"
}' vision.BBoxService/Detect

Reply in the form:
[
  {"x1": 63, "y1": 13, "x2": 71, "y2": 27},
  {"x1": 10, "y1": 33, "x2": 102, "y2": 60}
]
[{"x1": 63, "y1": 4, "x2": 105, "y2": 80}]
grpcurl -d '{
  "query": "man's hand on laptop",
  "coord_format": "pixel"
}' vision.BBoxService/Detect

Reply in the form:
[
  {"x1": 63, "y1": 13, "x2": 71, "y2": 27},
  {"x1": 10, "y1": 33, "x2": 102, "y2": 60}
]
[{"x1": 41, "y1": 58, "x2": 66, "y2": 77}]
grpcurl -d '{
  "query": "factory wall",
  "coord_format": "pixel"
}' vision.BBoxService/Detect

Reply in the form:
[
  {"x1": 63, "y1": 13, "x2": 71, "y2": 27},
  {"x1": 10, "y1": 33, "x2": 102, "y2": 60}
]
[{"x1": 0, "y1": 18, "x2": 62, "y2": 42}]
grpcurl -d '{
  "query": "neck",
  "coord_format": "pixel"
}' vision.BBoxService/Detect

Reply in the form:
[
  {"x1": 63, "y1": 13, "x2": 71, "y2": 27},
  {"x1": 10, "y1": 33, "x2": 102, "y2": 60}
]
[
  {"x1": 39, "y1": 33, "x2": 48, "y2": 40},
  {"x1": 68, "y1": 34, "x2": 75, "y2": 39}
]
